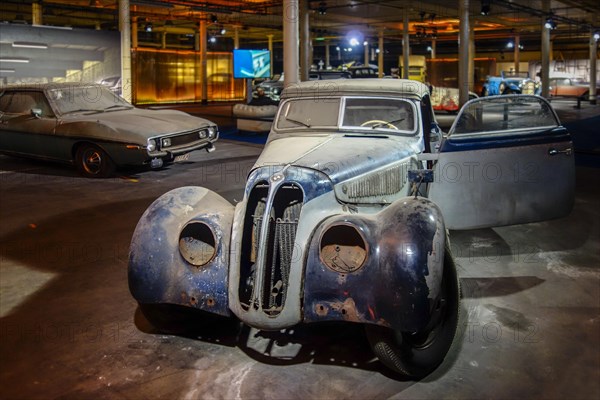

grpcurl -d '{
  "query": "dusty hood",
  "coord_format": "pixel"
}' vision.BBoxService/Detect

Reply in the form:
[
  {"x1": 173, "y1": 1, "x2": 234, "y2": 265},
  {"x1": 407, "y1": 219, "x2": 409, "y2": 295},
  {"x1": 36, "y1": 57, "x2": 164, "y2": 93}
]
[
  {"x1": 62, "y1": 108, "x2": 212, "y2": 137},
  {"x1": 253, "y1": 134, "x2": 420, "y2": 184}
]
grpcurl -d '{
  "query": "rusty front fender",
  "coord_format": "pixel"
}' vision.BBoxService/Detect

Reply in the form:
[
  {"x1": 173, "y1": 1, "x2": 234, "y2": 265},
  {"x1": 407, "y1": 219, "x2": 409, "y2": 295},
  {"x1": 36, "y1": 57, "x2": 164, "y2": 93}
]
[
  {"x1": 303, "y1": 197, "x2": 446, "y2": 332},
  {"x1": 128, "y1": 186, "x2": 233, "y2": 316}
]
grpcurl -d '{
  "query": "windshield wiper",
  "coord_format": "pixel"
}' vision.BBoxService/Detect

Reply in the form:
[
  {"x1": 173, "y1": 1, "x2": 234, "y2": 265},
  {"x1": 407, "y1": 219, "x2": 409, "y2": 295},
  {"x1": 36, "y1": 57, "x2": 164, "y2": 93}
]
[
  {"x1": 102, "y1": 104, "x2": 133, "y2": 112},
  {"x1": 371, "y1": 118, "x2": 405, "y2": 129},
  {"x1": 61, "y1": 109, "x2": 98, "y2": 115},
  {"x1": 285, "y1": 116, "x2": 311, "y2": 128}
]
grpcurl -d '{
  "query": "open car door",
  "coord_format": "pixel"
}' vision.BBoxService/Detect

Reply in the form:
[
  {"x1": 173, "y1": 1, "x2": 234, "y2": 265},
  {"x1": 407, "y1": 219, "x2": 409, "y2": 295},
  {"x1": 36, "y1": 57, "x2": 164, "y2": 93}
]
[{"x1": 428, "y1": 95, "x2": 575, "y2": 230}]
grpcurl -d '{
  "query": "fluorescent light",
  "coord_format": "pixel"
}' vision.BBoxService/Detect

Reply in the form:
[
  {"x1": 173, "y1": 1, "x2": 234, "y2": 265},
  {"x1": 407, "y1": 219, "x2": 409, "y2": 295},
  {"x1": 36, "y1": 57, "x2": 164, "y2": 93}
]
[
  {"x1": 0, "y1": 58, "x2": 30, "y2": 63},
  {"x1": 12, "y1": 41, "x2": 48, "y2": 49},
  {"x1": 0, "y1": 69, "x2": 16, "y2": 73}
]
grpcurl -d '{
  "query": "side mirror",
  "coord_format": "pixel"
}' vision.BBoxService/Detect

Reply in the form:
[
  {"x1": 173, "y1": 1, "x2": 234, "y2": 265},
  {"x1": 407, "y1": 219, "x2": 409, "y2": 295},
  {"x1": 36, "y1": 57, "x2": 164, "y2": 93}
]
[
  {"x1": 31, "y1": 108, "x2": 42, "y2": 118},
  {"x1": 430, "y1": 123, "x2": 442, "y2": 142}
]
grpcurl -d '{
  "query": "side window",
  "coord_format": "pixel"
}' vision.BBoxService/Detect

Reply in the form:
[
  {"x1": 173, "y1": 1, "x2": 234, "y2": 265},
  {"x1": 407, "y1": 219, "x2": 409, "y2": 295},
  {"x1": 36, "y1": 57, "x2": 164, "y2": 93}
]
[
  {"x1": 451, "y1": 96, "x2": 558, "y2": 136},
  {"x1": 0, "y1": 91, "x2": 53, "y2": 116},
  {"x1": 0, "y1": 92, "x2": 15, "y2": 113}
]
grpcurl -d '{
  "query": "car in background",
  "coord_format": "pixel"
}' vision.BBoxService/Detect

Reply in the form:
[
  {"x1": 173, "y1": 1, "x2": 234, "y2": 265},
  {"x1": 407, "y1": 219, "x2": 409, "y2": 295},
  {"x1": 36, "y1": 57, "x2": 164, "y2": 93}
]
[
  {"x1": 430, "y1": 86, "x2": 478, "y2": 113},
  {"x1": 482, "y1": 71, "x2": 540, "y2": 96},
  {"x1": 347, "y1": 65, "x2": 379, "y2": 78},
  {"x1": 308, "y1": 70, "x2": 352, "y2": 80},
  {"x1": 254, "y1": 73, "x2": 285, "y2": 102},
  {"x1": 128, "y1": 79, "x2": 574, "y2": 379},
  {"x1": 548, "y1": 77, "x2": 599, "y2": 98},
  {"x1": 0, "y1": 83, "x2": 218, "y2": 178},
  {"x1": 98, "y1": 76, "x2": 122, "y2": 96},
  {"x1": 255, "y1": 71, "x2": 351, "y2": 102}
]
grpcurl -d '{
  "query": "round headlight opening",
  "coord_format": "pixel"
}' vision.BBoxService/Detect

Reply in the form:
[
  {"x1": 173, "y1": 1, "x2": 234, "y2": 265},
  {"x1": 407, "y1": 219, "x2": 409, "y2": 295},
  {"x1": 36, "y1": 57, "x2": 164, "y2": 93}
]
[
  {"x1": 319, "y1": 223, "x2": 368, "y2": 273},
  {"x1": 179, "y1": 222, "x2": 216, "y2": 266}
]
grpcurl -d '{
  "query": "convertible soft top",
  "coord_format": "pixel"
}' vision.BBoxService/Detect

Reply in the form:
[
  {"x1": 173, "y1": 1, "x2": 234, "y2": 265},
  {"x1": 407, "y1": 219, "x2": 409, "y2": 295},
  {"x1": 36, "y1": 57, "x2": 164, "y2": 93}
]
[{"x1": 281, "y1": 78, "x2": 430, "y2": 100}]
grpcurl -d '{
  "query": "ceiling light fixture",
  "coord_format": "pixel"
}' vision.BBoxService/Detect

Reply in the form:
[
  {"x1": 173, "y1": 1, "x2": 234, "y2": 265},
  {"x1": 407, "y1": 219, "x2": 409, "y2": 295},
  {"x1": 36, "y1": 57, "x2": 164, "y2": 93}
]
[
  {"x1": 480, "y1": 0, "x2": 491, "y2": 16},
  {"x1": 545, "y1": 14, "x2": 557, "y2": 30},
  {"x1": 593, "y1": 30, "x2": 600, "y2": 41},
  {"x1": 0, "y1": 57, "x2": 30, "y2": 63},
  {"x1": 318, "y1": 2, "x2": 327, "y2": 15},
  {"x1": 0, "y1": 68, "x2": 16, "y2": 73},
  {"x1": 145, "y1": 23, "x2": 153, "y2": 32},
  {"x1": 12, "y1": 41, "x2": 48, "y2": 49}
]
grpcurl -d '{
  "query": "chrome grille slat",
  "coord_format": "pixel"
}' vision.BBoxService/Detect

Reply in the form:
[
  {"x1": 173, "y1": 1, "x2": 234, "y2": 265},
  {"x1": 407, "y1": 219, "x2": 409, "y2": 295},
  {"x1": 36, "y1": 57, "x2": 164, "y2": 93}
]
[{"x1": 240, "y1": 181, "x2": 304, "y2": 317}]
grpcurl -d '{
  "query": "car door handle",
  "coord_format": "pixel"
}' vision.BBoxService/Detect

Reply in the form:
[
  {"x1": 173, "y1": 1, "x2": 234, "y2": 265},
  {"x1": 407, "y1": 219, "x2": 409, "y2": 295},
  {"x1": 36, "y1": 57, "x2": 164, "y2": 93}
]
[{"x1": 548, "y1": 147, "x2": 572, "y2": 156}]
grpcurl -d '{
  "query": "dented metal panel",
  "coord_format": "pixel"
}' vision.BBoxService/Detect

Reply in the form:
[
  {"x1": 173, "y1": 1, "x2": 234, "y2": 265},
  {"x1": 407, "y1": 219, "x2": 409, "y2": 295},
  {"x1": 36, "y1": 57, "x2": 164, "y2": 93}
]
[
  {"x1": 128, "y1": 186, "x2": 233, "y2": 316},
  {"x1": 303, "y1": 197, "x2": 445, "y2": 333}
]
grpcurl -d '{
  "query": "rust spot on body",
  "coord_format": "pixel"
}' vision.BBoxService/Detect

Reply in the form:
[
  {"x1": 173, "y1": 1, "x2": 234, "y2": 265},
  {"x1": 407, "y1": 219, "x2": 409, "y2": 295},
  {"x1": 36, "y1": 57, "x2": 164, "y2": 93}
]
[{"x1": 315, "y1": 303, "x2": 329, "y2": 316}]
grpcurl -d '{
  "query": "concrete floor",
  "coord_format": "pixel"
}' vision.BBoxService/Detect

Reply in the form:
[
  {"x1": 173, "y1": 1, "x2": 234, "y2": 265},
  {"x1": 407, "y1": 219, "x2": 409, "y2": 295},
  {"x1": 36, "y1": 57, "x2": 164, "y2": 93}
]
[{"x1": 0, "y1": 99, "x2": 599, "y2": 399}]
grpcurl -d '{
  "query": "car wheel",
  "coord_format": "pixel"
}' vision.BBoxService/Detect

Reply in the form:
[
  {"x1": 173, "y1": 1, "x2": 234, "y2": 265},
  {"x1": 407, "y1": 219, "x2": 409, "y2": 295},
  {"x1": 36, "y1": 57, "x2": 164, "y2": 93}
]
[
  {"x1": 365, "y1": 246, "x2": 461, "y2": 378},
  {"x1": 75, "y1": 143, "x2": 115, "y2": 178},
  {"x1": 482, "y1": 87, "x2": 489, "y2": 97}
]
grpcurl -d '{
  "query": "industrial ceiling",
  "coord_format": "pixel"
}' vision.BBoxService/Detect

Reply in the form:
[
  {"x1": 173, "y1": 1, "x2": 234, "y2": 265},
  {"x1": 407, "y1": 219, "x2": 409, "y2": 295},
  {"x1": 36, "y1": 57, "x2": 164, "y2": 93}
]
[
  {"x1": 0, "y1": 0, "x2": 598, "y2": 83},
  {"x1": 1, "y1": 0, "x2": 598, "y2": 50}
]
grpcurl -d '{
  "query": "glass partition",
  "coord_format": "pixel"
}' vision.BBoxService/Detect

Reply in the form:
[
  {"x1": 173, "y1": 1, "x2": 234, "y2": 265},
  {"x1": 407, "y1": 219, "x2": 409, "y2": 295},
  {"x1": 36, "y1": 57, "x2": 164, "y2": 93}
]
[{"x1": 133, "y1": 48, "x2": 245, "y2": 104}]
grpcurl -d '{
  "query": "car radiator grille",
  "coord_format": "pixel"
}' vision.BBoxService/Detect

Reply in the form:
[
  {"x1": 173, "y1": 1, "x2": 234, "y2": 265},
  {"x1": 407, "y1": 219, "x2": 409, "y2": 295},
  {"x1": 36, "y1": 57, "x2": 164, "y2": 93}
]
[
  {"x1": 522, "y1": 82, "x2": 535, "y2": 95},
  {"x1": 167, "y1": 131, "x2": 203, "y2": 147},
  {"x1": 239, "y1": 182, "x2": 304, "y2": 316}
]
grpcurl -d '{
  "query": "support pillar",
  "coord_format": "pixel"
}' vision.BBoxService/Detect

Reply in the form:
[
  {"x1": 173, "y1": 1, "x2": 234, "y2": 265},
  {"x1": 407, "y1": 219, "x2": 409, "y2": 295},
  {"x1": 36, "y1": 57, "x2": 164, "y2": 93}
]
[
  {"x1": 131, "y1": 17, "x2": 138, "y2": 48},
  {"x1": 161, "y1": 32, "x2": 167, "y2": 49},
  {"x1": 118, "y1": 0, "x2": 132, "y2": 102},
  {"x1": 200, "y1": 18, "x2": 208, "y2": 103},
  {"x1": 378, "y1": 30, "x2": 384, "y2": 78},
  {"x1": 402, "y1": 9, "x2": 410, "y2": 79},
  {"x1": 32, "y1": 2, "x2": 42, "y2": 26},
  {"x1": 431, "y1": 39, "x2": 436, "y2": 59},
  {"x1": 267, "y1": 34, "x2": 274, "y2": 76},
  {"x1": 541, "y1": 0, "x2": 551, "y2": 98},
  {"x1": 590, "y1": 31, "x2": 598, "y2": 105},
  {"x1": 299, "y1": 0, "x2": 310, "y2": 81},
  {"x1": 458, "y1": 0, "x2": 470, "y2": 106},
  {"x1": 234, "y1": 28, "x2": 239, "y2": 49},
  {"x1": 468, "y1": 25, "x2": 475, "y2": 92},
  {"x1": 325, "y1": 40, "x2": 330, "y2": 69},
  {"x1": 514, "y1": 35, "x2": 520, "y2": 73},
  {"x1": 364, "y1": 42, "x2": 369, "y2": 66},
  {"x1": 283, "y1": 0, "x2": 299, "y2": 87}
]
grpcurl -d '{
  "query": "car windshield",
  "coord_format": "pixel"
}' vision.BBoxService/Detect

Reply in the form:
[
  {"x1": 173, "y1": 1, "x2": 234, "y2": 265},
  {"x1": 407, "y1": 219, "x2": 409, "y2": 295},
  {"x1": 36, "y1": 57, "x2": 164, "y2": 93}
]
[
  {"x1": 275, "y1": 96, "x2": 417, "y2": 135},
  {"x1": 48, "y1": 85, "x2": 132, "y2": 115},
  {"x1": 451, "y1": 95, "x2": 558, "y2": 135}
]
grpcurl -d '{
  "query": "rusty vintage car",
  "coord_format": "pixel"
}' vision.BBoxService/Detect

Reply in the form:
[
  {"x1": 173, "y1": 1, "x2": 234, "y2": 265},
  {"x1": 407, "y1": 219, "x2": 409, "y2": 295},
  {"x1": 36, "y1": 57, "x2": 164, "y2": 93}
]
[
  {"x1": 0, "y1": 83, "x2": 218, "y2": 178},
  {"x1": 128, "y1": 80, "x2": 574, "y2": 378}
]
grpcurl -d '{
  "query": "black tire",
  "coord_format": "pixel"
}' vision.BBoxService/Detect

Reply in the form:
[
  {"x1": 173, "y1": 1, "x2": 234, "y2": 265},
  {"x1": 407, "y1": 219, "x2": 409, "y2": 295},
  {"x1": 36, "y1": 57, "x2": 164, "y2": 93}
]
[
  {"x1": 481, "y1": 87, "x2": 489, "y2": 97},
  {"x1": 366, "y1": 247, "x2": 461, "y2": 378},
  {"x1": 75, "y1": 143, "x2": 115, "y2": 178}
]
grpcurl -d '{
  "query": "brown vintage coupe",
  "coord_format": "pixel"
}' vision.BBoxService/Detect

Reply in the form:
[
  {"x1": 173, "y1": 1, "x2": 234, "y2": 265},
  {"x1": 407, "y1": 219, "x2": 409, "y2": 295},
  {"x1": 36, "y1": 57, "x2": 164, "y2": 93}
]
[
  {"x1": 0, "y1": 83, "x2": 218, "y2": 178},
  {"x1": 548, "y1": 77, "x2": 599, "y2": 99}
]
